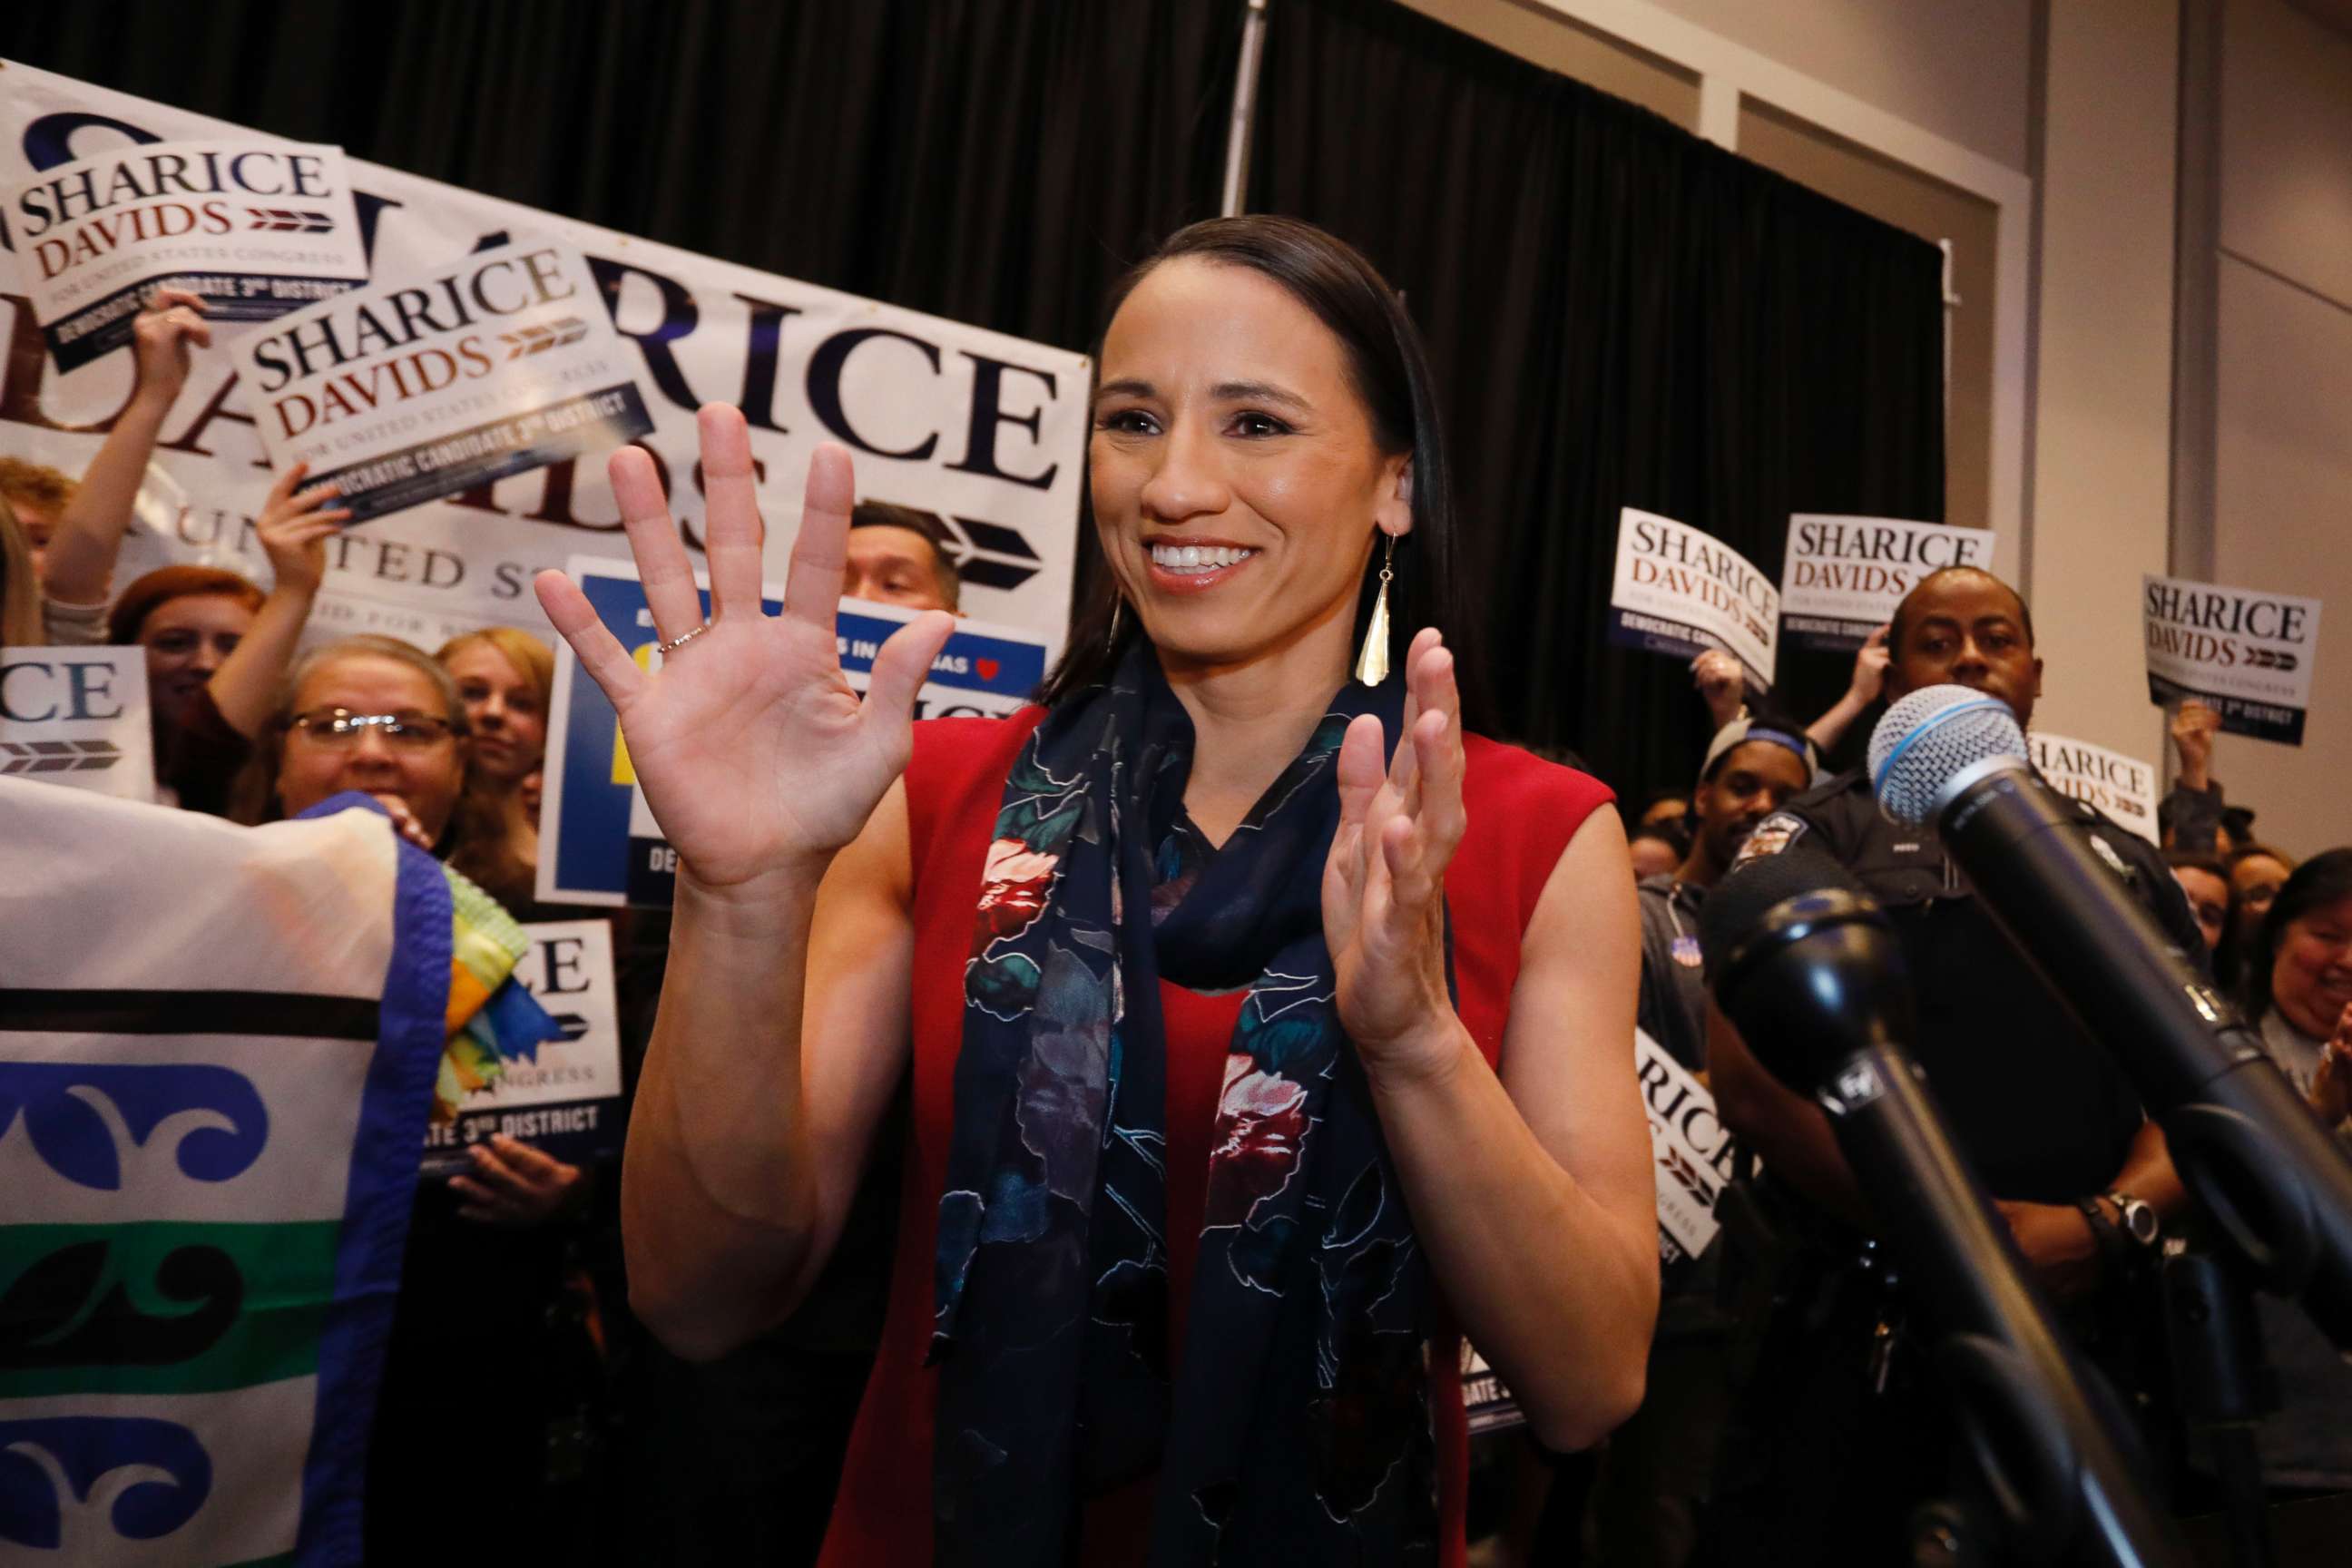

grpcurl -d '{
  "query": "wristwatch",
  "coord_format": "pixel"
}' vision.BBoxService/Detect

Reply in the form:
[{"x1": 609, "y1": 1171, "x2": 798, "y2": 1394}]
[{"x1": 2102, "y1": 1190, "x2": 2161, "y2": 1248}]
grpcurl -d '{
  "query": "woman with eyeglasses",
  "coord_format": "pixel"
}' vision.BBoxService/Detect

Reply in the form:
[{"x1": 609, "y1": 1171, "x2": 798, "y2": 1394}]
[
  {"x1": 243, "y1": 631, "x2": 601, "y2": 1556},
  {"x1": 104, "y1": 460, "x2": 349, "y2": 814}
]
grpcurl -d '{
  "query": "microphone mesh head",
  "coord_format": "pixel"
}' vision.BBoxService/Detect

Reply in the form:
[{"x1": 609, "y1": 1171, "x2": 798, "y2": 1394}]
[
  {"x1": 1867, "y1": 683, "x2": 2027, "y2": 828},
  {"x1": 1697, "y1": 845, "x2": 1863, "y2": 986}
]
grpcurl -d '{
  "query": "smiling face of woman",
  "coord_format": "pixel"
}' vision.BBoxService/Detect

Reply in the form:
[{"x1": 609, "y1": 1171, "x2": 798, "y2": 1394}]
[
  {"x1": 275, "y1": 653, "x2": 468, "y2": 840},
  {"x1": 1088, "y1": 257, "x2": 1411, "y2": 680},
  {"x1": 443, "y1": 641, "x2": 546, "y2": 787},
  {"x1": 2272, "y1": 895, "x2": 2352, "y2": 1043},
  {"x1": 141, "y1": 593, "x2": 257, "y2": 728}
]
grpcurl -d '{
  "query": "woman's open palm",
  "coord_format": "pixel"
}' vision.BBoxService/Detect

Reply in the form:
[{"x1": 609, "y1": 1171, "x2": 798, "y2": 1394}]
[{"x1": 534, "y1": 405, "x2": 954, "y2": 891}]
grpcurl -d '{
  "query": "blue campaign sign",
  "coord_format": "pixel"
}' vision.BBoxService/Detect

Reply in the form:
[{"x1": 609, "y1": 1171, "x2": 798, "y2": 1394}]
[{"x1": 537, "y1": 557, "x2": 1053, "y2": 906}]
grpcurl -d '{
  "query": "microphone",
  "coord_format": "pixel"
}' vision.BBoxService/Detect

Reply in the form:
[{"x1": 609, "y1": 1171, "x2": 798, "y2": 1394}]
[
  {"x1": 1870, "y1": 685, "x2": 2352, "y2": 1347},
  {"x1": 1701, "y1": 849, "x2": 2185, "y2": 1568}
]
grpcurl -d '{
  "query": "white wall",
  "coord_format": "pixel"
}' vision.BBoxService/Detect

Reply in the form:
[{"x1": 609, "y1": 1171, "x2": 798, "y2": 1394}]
[
  {"x1": 1636, "y1": 0, "x2": 2036, "y2": 171},
  {"x1": 2209, "y1": 0, "x2": 2352, "y2": 856},
  {"x1": 2024, "y1": 0, "x2": 2181, "y2": 764}
]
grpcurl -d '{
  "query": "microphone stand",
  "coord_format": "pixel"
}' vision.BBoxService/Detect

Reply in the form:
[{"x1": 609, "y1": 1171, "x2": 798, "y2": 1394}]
[{"x1": 2161, "y1": 1245, "x2": 2277, "y2": 1568}]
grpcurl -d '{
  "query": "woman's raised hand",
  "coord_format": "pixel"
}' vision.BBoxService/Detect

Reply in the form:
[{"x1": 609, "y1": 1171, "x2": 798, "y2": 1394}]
[
  {"x1": 1325, "y1": 629, "x2": 1471, "y2": 1081},
  {"x1": 533, "y1": 405, "x2": 955, "y2": 895}
]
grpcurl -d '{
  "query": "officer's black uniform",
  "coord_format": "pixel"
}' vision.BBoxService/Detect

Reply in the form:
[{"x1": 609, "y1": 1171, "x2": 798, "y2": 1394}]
[{"x1": 1698, "y1": 767, "x2": 2206, "y2": 1565}]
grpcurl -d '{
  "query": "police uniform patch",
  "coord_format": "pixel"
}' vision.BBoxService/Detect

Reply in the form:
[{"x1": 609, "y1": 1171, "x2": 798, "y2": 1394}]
[
  {"x1": 1735, "y1": 812, "x2": 1808, "y2": 865},
  {"x1": 2088, "y1": 831, "x2": 2136, "y2": 885}
]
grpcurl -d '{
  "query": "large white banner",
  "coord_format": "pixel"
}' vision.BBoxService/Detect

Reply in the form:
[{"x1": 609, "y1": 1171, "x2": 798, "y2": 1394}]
[
  {"x1": 0, "y1": 644, "x2": 154, "y2": 800},
  {"x1": 0, "y1": 64, "x2": 1085, "y2": 658},
  {"x1": 2142, "y1": 573, "x2": 2322, "y2": 746},
  {"x1": 2028, "y1": 731, "x2": 2159, "y2": 845},
  {"x1": 6, "y1": 137, "x2": 367, "y2": 370},
  {"x1": 1609, "y1": 507, "x2": 1779, "y2": 690},
  {"x1": 1779, "y1": 514, "x2": 1995, "y2": 652}
]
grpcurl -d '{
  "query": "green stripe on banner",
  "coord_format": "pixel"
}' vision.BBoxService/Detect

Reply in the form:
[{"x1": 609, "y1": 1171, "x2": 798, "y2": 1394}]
[{"x1": 0, "y1": 1221, "x2": 338, "y2": 1398}]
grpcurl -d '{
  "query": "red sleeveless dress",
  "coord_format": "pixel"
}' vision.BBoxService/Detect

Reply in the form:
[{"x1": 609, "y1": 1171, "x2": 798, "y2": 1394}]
[{"x1": 818, "y1": 711, "x2": 1615, "y2": 1565}]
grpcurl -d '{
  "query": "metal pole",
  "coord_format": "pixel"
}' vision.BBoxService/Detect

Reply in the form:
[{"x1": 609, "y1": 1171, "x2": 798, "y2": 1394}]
[
  {"x1": 1940, "y1": 238, "x2": 1960, "y2": 448},
  {"x1": 1220, "y1": 0, "x2": 1270, "y2": 218}
]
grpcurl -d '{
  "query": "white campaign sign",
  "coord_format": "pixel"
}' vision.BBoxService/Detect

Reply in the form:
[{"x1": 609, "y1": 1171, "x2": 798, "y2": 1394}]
[
  {"x1": 5, "y1": 137, "x2": 367, "y2": 371},
  {"x1": 0, "y1": 644, "x2": 155, "y2": 800},
  {"x1": 419, "y1": 918, "x2": 622, "y2": 1174},
  {"x1": 234, "y1": 239, "x2": 653, "y2": 521},
  {"x1": 1634, "y1": 1027, "x2": 1740, "y2": 1266},
  {"x1": 2029, "y1": 731, "x2": 2159, "y2": 844},
  {"x1": 1609, "y1": 507, "x2": 1779, "y2": 690},
  {"x1": 2142, "y1": 573, "x2": 2323, "y2": 747},
  {"x1": 1780, "y1": 514, "x2": 1995, "y2": 651},
  {"x1": 0, "y1": 64, "x2": 1084, "y2": 658}
]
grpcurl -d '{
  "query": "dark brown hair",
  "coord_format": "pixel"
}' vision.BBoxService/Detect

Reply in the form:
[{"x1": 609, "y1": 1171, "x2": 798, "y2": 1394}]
[
  {"x1": 2241, "y1": 848, "x2": 2352, "y2": 1024},
  {"x1": 1034, "y1": 215, "x2": 1483, "y2": 725}
]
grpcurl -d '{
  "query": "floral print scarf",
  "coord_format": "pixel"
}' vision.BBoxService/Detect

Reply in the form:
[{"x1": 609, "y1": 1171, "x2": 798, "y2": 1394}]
[{"x1": 928, "y1": 642, "x2": 1442, "y2": 1567}]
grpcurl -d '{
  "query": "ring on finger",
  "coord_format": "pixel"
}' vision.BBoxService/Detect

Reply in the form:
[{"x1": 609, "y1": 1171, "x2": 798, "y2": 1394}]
[{"x1": 655, "y1": 622, "x2": 712, "y2": 657}]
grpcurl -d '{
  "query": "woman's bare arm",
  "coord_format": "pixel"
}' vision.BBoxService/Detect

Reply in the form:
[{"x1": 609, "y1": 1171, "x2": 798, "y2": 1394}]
[
  {"x1": 1369, "y1": 808, "x2": 1661, "y2": 1452},
  {"x1": 619, "y1": 786, "x2": 917, "y2": 1358}
]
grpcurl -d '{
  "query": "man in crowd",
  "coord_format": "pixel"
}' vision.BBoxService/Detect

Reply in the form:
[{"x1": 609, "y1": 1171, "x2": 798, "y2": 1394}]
[
  {"x1": 1588, "y1": 716, "x2": 1818, "y2": 1567},
  {"x1": 845, "y1": 499, "x2": 964, "y2": 612},
  {"x1": 1698, "y1": 565, "x2": 2207, "y2": 1564},
  {"x1": 1635, "y1": 717, "x2": 1818, "y2": 1073}
]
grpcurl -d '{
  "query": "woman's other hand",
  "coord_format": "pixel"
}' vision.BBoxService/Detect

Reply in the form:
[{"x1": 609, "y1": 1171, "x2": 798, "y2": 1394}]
[{"x1": 1326, "y1": 629, "x2": 1470, "y2": 1082}]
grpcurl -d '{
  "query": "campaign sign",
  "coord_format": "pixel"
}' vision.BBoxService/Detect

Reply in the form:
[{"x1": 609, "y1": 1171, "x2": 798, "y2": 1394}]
[
  {"x1": 2142, "y1": 574, "x2": 2323, "y2": 745},
  {"x1": 234, "y1": 238, "x2": 653, "y2": 523},
  {"x1": 2030, "y1": 731, "x2": 2159, "y2": 844},
  {"x1": 1460, "y1": 1342, "x2": 1524, "y2": 1436},
  {"x1": 1609, "y1": 508, "x2": 1779, "y2": 691},
  {"x1": 1780, "y1": 514, "x2": 1995, "y2": 651},
  {"x1": 421, "y1": 919, "x2": 622, "y2": 1175},
  {"x1": 539, "y1": 556, "x2": 1051, "y2": 907},
  {"x1": 1636, "y1": 1028, "x2": 1739, "y2": 1268},
  {"x1": 8, "y1": 138, "x2": 367, "y2": 370},
  {"x1": 0, "y1": 644, "x2": 155, "y2": 801}
]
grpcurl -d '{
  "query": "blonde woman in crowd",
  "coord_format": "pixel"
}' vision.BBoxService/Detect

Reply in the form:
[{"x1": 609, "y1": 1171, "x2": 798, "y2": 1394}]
[{"x1": 436, "y1": 627, "x2": 555, "y2": 876}]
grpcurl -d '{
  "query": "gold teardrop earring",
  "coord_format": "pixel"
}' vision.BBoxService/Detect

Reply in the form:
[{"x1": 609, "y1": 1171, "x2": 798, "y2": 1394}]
[{"x1": 1355, "y1": 533, "x2": 1396, "y2": 686}]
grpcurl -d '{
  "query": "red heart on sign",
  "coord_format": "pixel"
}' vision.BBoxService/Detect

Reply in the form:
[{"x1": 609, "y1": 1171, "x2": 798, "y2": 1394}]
[{"x1": 976, "y1": 658, "x2": 1001, "y2": 681}]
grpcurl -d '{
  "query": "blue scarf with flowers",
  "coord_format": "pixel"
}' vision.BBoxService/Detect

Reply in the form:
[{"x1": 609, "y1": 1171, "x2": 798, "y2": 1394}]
[{"x1": 929, "y1": 642, "x2": 1442, "y2": 1566}]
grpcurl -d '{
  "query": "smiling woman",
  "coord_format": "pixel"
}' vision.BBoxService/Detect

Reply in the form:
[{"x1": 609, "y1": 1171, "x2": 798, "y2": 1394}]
[
  {"x1": 533, "y1": 214, "x2": 1655, "y2": 1568},
  {"x1": 1041, "y1": 216, "x2": 1480, "y2": 729}
]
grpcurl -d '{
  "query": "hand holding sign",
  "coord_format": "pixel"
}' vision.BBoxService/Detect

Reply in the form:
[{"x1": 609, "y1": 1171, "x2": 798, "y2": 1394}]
[
  {"x1": 533, "y1": 406, "x2": 956, "y2": 893},
  {"x1": 1690, "y1": 649, "x2": 1745, "y2": 728},
  {"x1": 1847, "y1": 624, "x2": 1892, "y2": 705},
  {"x1": 254, "y1": 461, "x2": 351, "y2": 595},
  {"x1": 130, "y1": 287, "x2": 211, "y2": 408},
  {"x1": 2169, "y1": 700, "x2": 2220, "y2": 790}
]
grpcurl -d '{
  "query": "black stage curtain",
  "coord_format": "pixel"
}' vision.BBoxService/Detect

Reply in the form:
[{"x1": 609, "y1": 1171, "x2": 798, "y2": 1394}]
[
  {"x1": 0, "y1": 0, "x2": 1238, "y2": 356},
  {"x1": 1248, "y1": 0, "x2": 1945, "y2": 792},
  {"x1": 4, "y1": 0, "x2": 1942, "y2": 795}
]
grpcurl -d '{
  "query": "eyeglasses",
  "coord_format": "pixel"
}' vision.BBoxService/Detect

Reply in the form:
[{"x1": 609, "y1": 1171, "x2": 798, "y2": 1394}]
[{"x1": 283, "y1": 708, "x2": 459, "y2": 748}]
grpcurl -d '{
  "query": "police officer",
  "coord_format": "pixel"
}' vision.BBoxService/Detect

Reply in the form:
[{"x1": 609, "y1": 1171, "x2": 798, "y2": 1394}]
[{"x1": 1696, "y1": 565, "x2": 2206, "y2": 1564}]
